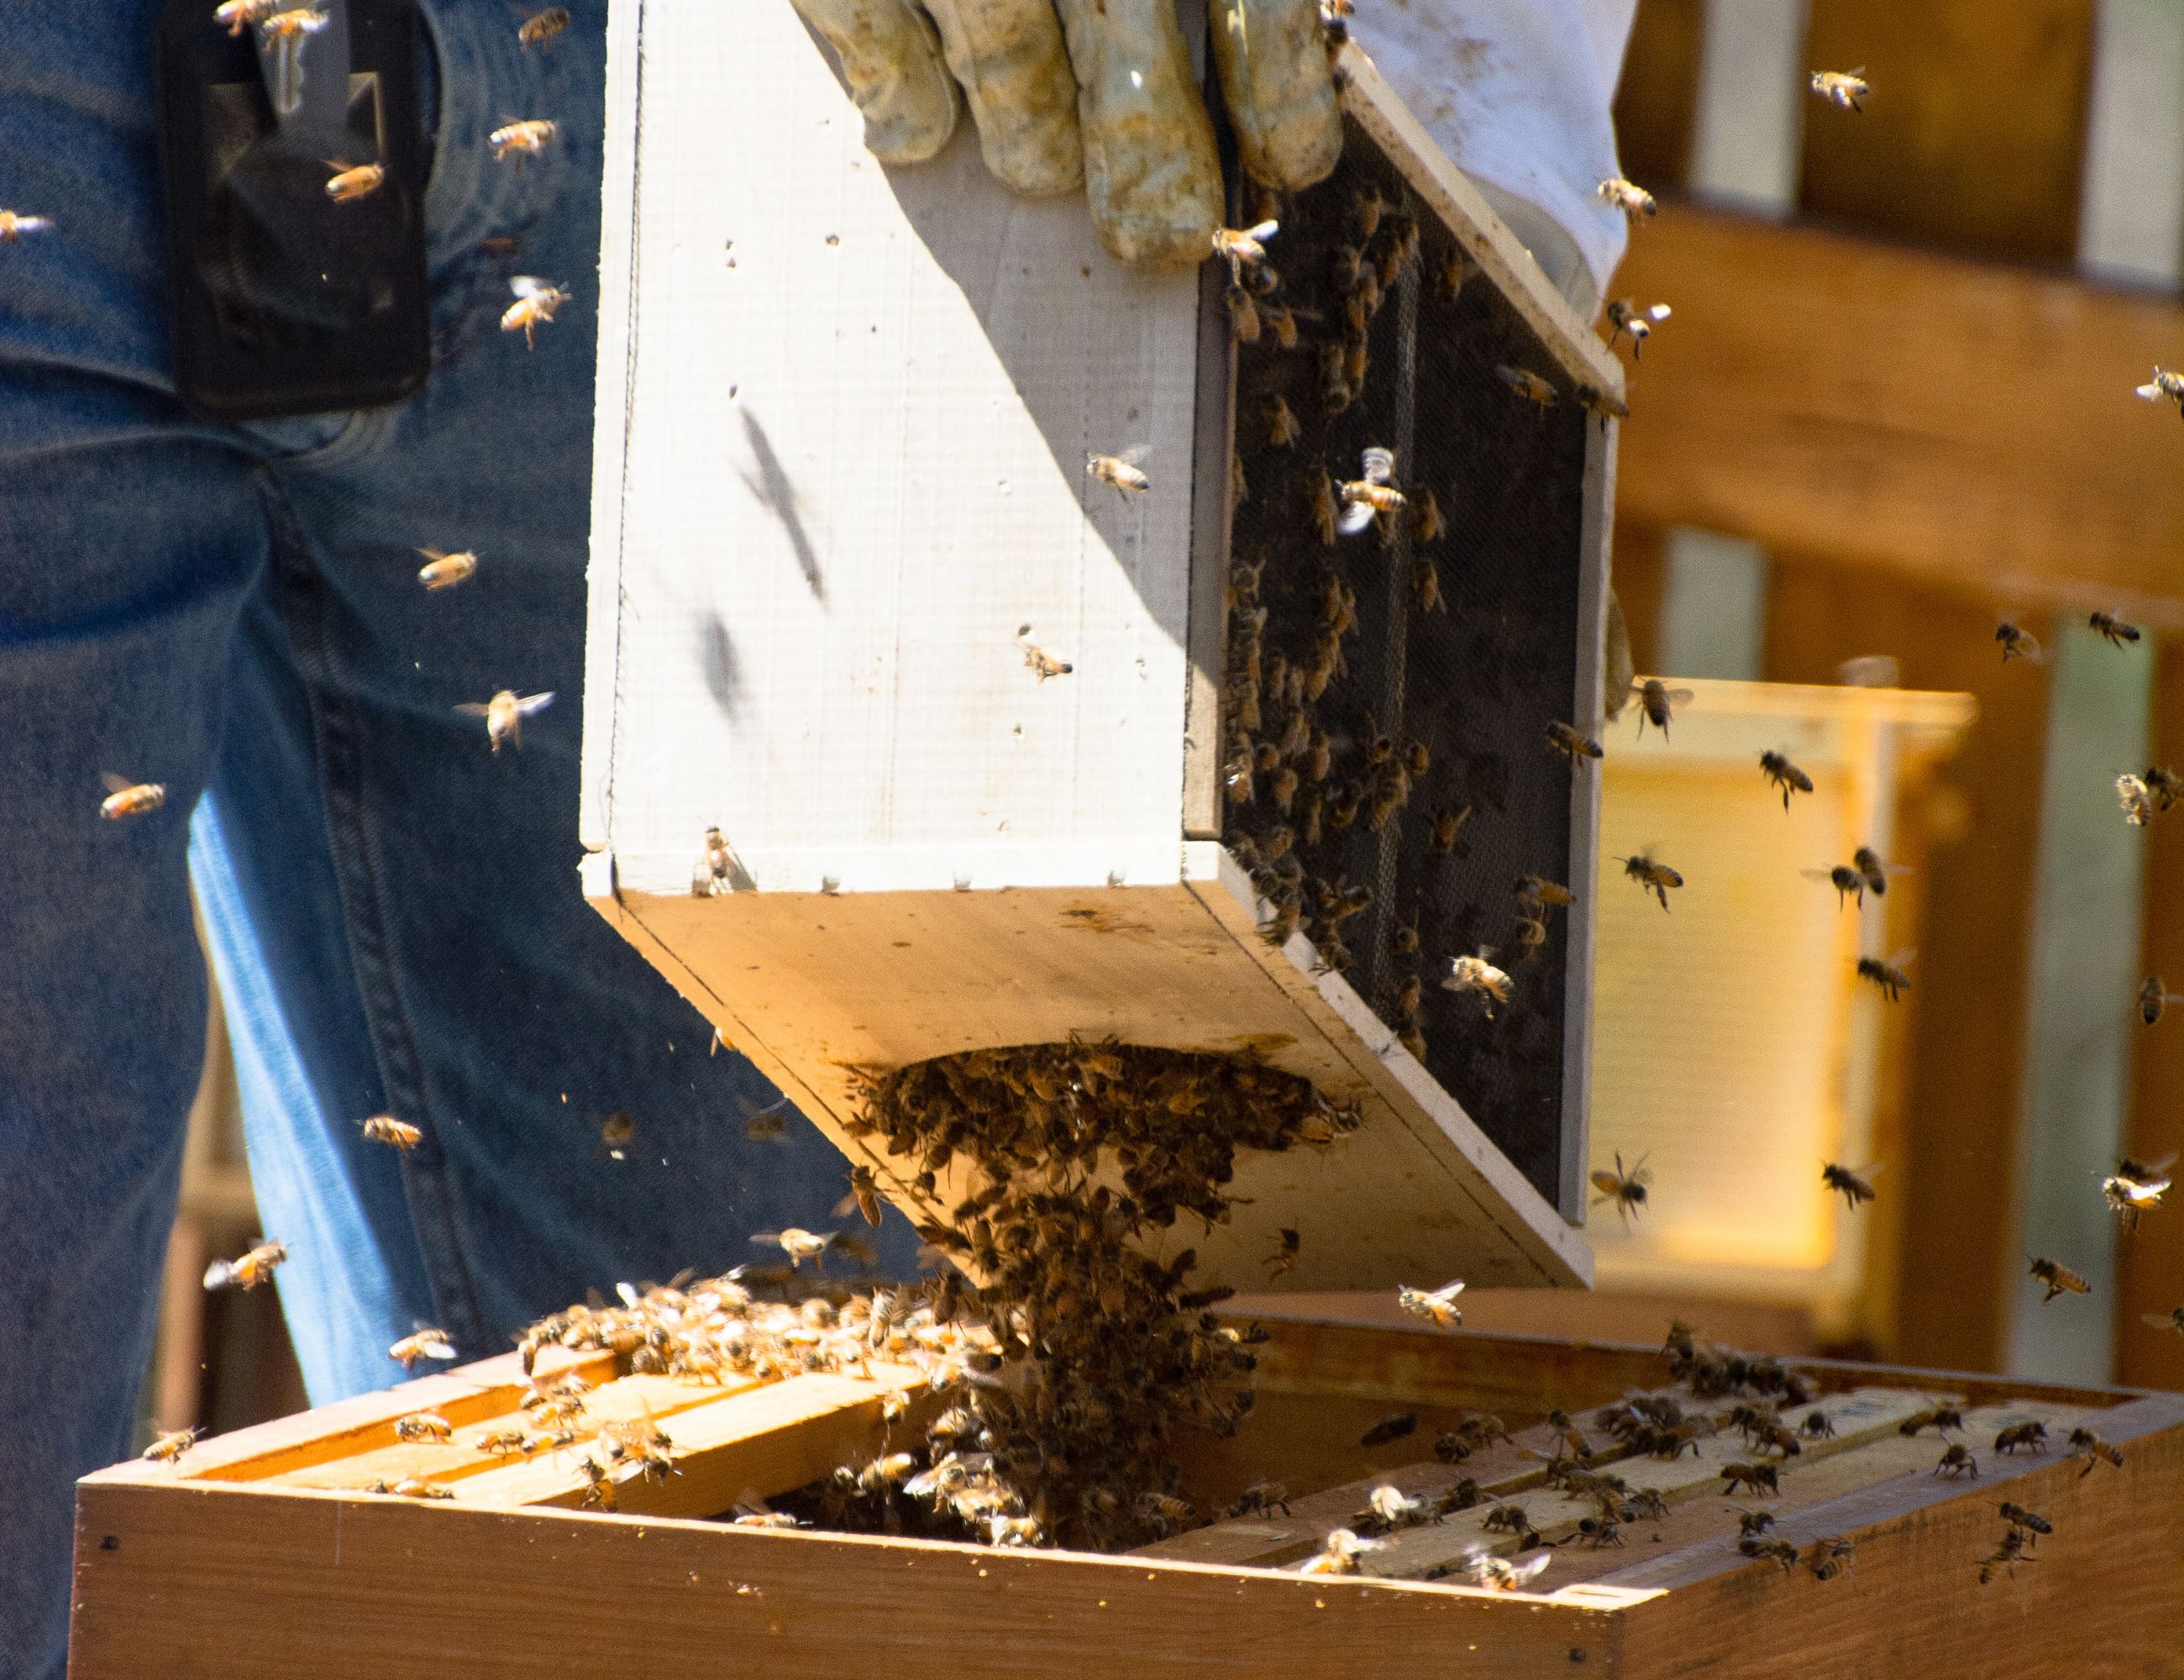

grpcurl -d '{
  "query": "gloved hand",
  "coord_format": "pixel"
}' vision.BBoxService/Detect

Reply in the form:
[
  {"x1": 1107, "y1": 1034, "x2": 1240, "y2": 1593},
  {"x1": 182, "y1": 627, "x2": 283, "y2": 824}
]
[{"x1": 785, "y1": 0, "x2": 1343, "y2": 272}]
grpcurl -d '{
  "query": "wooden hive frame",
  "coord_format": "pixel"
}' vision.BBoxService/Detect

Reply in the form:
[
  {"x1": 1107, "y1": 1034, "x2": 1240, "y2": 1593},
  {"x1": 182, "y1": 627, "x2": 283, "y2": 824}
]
[
  {"x1": 72, "y1": 1318, "x2": 2184, "y2": 1677},
  {"x1": 579, "y1": 4, "x2": 1622, "y2": 1298}
]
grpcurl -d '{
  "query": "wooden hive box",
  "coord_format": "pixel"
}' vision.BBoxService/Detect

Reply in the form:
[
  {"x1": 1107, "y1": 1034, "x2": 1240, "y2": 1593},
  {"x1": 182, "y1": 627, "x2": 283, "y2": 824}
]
[
  {"x1": 72, "y1": 1316, "x2": 2184, "y2": 1677},
  {"x1": 578, "y1": 3, "x2": 1624, "y2": 1295}
]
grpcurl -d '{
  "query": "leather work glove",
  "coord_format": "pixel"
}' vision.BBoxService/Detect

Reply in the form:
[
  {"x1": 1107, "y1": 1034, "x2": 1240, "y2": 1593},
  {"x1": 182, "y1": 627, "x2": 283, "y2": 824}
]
[{"x1": 785, "y1": 0, "x2": 1344, "y2": 271}]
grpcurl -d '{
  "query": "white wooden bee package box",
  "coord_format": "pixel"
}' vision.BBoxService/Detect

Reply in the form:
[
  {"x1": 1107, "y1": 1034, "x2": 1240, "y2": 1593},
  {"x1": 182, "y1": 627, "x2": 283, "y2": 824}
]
[{"x1": 577, "y1": 0, "x2": 1625, "y2": 1294}]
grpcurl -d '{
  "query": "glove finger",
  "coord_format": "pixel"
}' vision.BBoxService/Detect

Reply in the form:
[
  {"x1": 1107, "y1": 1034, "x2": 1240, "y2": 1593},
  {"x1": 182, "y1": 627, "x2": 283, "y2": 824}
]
[
  {"x1": 789, "y1": 0, "x2": 961, "y2": 165},
  {"x1": 922, "y1": 0, "x2": 1084, "y2": 197},
  {"x1": 1207, "y1": 0, "x2": 1341, "y2": 192},
  {"x1": 1051, "y1": 0, "x2": 1223, "y2": 271}
]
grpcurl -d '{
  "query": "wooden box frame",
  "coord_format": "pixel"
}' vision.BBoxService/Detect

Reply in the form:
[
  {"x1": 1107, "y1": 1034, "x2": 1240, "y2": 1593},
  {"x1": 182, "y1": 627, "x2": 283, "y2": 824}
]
[
  {"x1": 72, "y1": 1315, "x2": 2184, "y2": 1677},
  {"x1": 577, "y1": 3, "x2": 1623, "y2": 1297}
]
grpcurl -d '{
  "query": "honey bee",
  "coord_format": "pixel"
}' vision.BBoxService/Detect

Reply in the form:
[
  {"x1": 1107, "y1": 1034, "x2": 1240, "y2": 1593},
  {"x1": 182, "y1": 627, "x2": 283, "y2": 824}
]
[
  {"x1": 1822, "y1": 1162, "x2": 1881, "y2": 1210},
  {"x1": 388, "y1": 1326, "x2": 457, "y2": 1370},
  {"x1": 0, "y1": 209, "x2": 53, "y2": 243},
  {"x1": 833, "y1": 1163, "x2": 884, "y2": 1227},
  {"x1": 1363, "y1": 1483, "x2": 1433, "y2": 1531},
  {"x1": 1443, "y1": 952, "x2": 1513, "y2": 1016},
  {"x1": 1806, "y1": 1536, "x2": 1856, "y2": 1580},
  {"x1": 1596, "y1": 177, "x2": 1656, "y2": 221},
  {"x1": 1298, "y1": 1527, "x2": 1381, "y2": 1576},
  {"x1": 2101, "y1": 1153, "x2": 2172, "y2": 1226},
  {"x1": 2119, "y1": 772, "x2": 2156, "y2": 826},
  {"x1": 1617, "y1": 852, "x2": 1683, "y2": 910},
  {"x1": 454, "y1": 687, "x2": 554, "y2": 752},
  {"x1": 1998, "y1": 1502, "x2": 2052, "y2": 1538},
  {"x1": 2029, "y1": 1255, "x2": 2089, "y2": 1303},
  {"x1": 2087, "y1": 610, "x2": 2142, "y2": 649},
  {"x1": 1403, "y1": 486, "x2": 1445, "y2": 545},
  {"x1": 1546, "y1": 721, "x2": 1604, "y2": 765},
  {"x1": 1496, "y1": 365, "x2": 1558, "y2": 408},
  {"x1": 1224, "y1": 284, "x2": 1261, "y2": 344},
  {"x1": 1426, "y1": 806, "x2": 1471, "y2": 856},
  {"x1": 1087, "y1": 445, "x2": 1150, "y2": 498},
  {"x1": 1605, "y1": 299, "x2": 1671, "y2": 356},
  {"x1": 1264, "y1": 1226, "x2": 1301, "y2": 1280},
  {"x1": 2067, "y1": 1425, "x2": 2123, "y2": 1476},
  {"x1": 1018, "y1": 634, "x2": 1074, "y2": 682},
  {"x1": 2144, "y1": 765, "x2": 2184, "y2": 811},
  {"x1": 1351, "y1": 186, "x2": 1387, "y2": 241},
  {"x1": 2135, "y1": 366, "x2": 2184, "y2": 414},
  {"x1": 600, "y1": 1110, "x2": 636, "y2": 1157},
  {"x1": 2142, "y1": 1305, "x2": 2184, "y2": 1336},
  {"x1": 1461, "y1": 1547, "x2": 1552, "y2": 1592},
  {"x1": 1759, "y1": 750, "x2": 1813, "y2": 810},
  {"x1": 473, "y1": 1427, "x2": 538, "y2": 1458},
  {"x1": 1801, "y1": 1408, "x2": 1838, "y2": 1439},
  {"x1": 1590, "y1": 1152, "x2": 1651, "y2": 1224},
  {"x1": 203, "y1": 1239, "x2": 288, "y2": 1291},
  {"x1": 394, "y1": 1411, "x2": 454, "y2": 1444},
  {"x1": 1334, "y1": 447, "x2": 1404, "y2": 535},
  {"x1": 213, "y1": 0, "x2": 278, "y2": 34},
  {"x1": 1211, "y1": 218, "x2": 1278, "y2": 281},
  {"x1": 1994, "y1": 1420, "x2": 2050, "y2": 1455},
  {"x1": 731, "y1": 1500, "x2": 804, "y2": 1529},
  {"x1": 142, "y1": 1427, "x2": 200, "y2": 1464},
  {"x1": 1263, "y1": 301, "x2": 1299, "y2": 349},
  {"x1": 1517, "y1": 875, "x2": 1577, "y2": 909},
  {"x1": 1933, "y1": 1443, "x2": 1978, "y2": 1478},
  {"x1": 416, "y1": 548, "x2": 478, "y2": 590},
  {"x1": 1629, "y1": 678, "x2": 1693, "y2": 739},
  {"x1": 1979, "y1": 1526, "x2": 2034, "y2": 1583},
  {"x1": 490, "y1": 118, "x2": 557, "y2": 162},
  {"x1": 1395, "y1": 1279, "x2": 1465, "y2": 1329},
  {"x1": 1856, "y1": 952, "x2": 1914, "y2": 1001},
  {"x1": 323, "y1": 160, "x2": 384, "y2": 202},
  {"x1": 1809, "y1": 67, "x2": 1870, "y2": 111},
  {"x1": 1996, "y1": 621, "x2": 2045, "y2": 664},
  {"x1": 259, "y1": 7, "x2": 327, "y2": 38},
  {"x1": 1264, "y1": 394, "x2": 1302, "y2": 449},
  {"x1": 1740, "y1": 1536, "x2": 1799, "y2": 1571},
  {"x1": 500, "y1": 276, "x2": 570, "y2": 348},
  {"x1": 1343, "y1": 333, "x2": 1369, "y2": 387},
  {"x1": 1231, "y1": 1478, "x2": 1291, "y2": 1517},
  {"x1": 1360, "y1": 1410, "x2": 1418, "y2": 1447},
  {"x1": 360, "y1": 1114, "x2": 423, "y2": 1152},
  {"x1": 753, "y1": 1226, "x2": 833, "y2": 1268},
  {"x1": 98, "y1": 773, "x2": 166, "y2": 819},
  {"x1": 368, "y1": 1475, "x2": 454, "y2": 1499},
  {"x1": 1802, "y1": 864, "x2": 1868, "y2": 908},
  {"x1": 518, "y1": 7, "x2": 570, "y2": 47},
  {"x1": 1435, "y1": 249, "x2": 1476, "y2": 300},
  {"x1": 1852, "y1": 845, "x2": 1906, "y2": 896},
  {"x1": 576, "y1": 1454, "x2": 618, "y2": 1509}
]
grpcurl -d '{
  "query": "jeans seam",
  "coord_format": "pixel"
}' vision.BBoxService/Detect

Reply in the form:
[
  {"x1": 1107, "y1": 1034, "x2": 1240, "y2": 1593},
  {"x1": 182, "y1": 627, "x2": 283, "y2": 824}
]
[{"x1": 252, "y1": 463, "x2": 491, "y2": 1348}]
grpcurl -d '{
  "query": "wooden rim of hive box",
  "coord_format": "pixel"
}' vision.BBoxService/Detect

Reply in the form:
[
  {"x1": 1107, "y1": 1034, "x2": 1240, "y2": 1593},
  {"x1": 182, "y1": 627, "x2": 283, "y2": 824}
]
[
  {"x1": 72, "y1": 1315, "x2": 2184, "y2": 1677},
  {"x1": 576, "y1": 5, "x2": 1623, "y2": 1299}
]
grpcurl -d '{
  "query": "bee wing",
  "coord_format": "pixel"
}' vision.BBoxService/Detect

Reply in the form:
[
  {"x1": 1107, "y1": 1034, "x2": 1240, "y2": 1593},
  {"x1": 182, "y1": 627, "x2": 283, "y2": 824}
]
[
  {"x1": 509, "y1": 274, "x2": 558, "y2": 299},
  {"x1": 1336, "y1": 500, "x2": 1378, "y2": 537},
  {"x1": 2018, "y1": 630, "x2": 2048, "y2": 663},
  {"x1": 1889, "y1": 949, "x2": 1917, "y2": 969},
  {"x1": 749, "y1": 1231, "x2": 785, "y2": 1247},
  {"x1": 2138, "y1": 381, "x2": 2166, "y2": 401},
  {"x1": 1114, "y1": 442, "x2": 1152, "y2": 468},
  {"x1": 1432, "y1": 1279, "x2": 1467, "y2": 1302},
  {"x1": 1799, "y1": 868, "x2": 1840, "y2": 883},
  {"x1": 1645, "y1": 304, "x2": 1672, "y2": 323},
  {"x1": 1506, "y1": 1551, "x2": 1553, "y2": 1586},
  {"x1": 99, "y1": 770, "x2": 134, "y2": 794},
  {"x1": 515, "y1": 690, "x2": 556, "y2": 716},
  {"x1": 1245, "y1": 218, "x2": 1279, "y2": 244},
  {"x1": 1361, "y1": 445, "x2": 1395, "y2": 483},
  {"x1": 831, "y1": 1189, "x2": 863, "y2": 1219},
  {"x1": 1664, "y1": 687, "x2": 1696, "y2": 706}
]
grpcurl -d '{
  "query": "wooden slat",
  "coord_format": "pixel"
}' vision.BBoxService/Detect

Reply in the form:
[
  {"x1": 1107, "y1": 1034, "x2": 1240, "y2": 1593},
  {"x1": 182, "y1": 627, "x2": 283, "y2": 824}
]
[
  {"x1": 1798, "y1": 0, "x2": 2097, "y2": 265},
  {"x1": 68, "y1": 1481, "x2": 1645, "y2": 1680},
  {"x1": 1613, "y1": 209, "x2": 2184, "y2": 622}
]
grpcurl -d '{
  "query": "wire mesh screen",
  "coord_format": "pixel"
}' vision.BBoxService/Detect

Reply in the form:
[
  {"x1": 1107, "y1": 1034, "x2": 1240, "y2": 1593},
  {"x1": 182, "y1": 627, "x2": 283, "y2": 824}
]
[{"x1": 1218, "y1": 116, "x2": 1597, "y2": 1208}]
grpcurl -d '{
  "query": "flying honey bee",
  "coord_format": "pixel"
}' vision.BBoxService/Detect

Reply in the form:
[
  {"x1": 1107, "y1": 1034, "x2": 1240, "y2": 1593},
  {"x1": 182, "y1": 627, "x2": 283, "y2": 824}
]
[
  {"x1": 1856, "y1": 952, "x2": 1914, "y2": 1001},
  {"x1": 2141, "y1": 1305, "x2": 2184, "y2": 1336},
  {"x1": 1210, "y1": 218, "x2": 1278, "y2": 282},
  {"x1": 2029, "y1": 1255, "x2": 2090, "y2": 1303},
  {"x1": 489, "y1": 118, "x2": 557, "y2": 162},
  {"x1": 454, "y1": 687, "x2": 554, "y2": 752},
  {"x1": 1979, "y1": 1527, "x2": 2034, "y2": 1583},
  {"x1": 1298, "y1": 1527, "x2": 1381, "y2": 1576},
  {"x1": 360, "y1": 1114, "x2": 423, "y2": 1152},
  {"x1": 416, "y1": 549, "x2": 478, "y2": 590},
  {"x1": 1086, "y1": 445, "x2": 1150, "y2": 498},
  {"x1": 1617, "y1": 851, "x2": 1683, "y2": 910},
  {"x1": 518, "y1": 7, "x2": 570, "y2": 46},
  {"x1": 1596, "y1": 176, "x2": 1656, "y2": 220},
  {"x1": 1759, "y1": 750, "x2": 1813, "y2": 810},
  {"x1": 2087, "y1": 610, "x2": 2142, "y2": 648},
  {"x1": 1018, "y1": 632, "x2": 1074, "y2": 682},
  {"x1": 1264, "y1": 394, "x2": 1301, "y2": 449},
  {"x1": 833, "y1": 1163, "x2": 884, "y2": 1227},
  {"x1": 203, "y1": 1239, "x2": 287, "y2": 1291},
  {"x1": 1996, "y1": 621, "x2": 2045, "y2": 664},
  {"x1": 600, "y1": 1110, "x2": 636, "y2": 1158},
  {"x1": 2119, "y1": 772, "x2": 2156, "y2": 826},
  {"x1": 1605, "y1": 299, "x2": 1671, "y2": 356},
  {"x1": 1496, "y1": 365, "x2": 1558, "y2": 408},
  {"x1": 1590, "y1": 1152, "x2": 1651, "y2": 1224},
  {"x1": 0, "y1": 209, "x2": 52, "y2": 243},
  {"x1": 213, "y1": 0, "x2": 278, "y2": 34},
  {"x1": 500, "y1": 275, "x2": 570, "y2": 348},
  {"x1": 1444, "y1": 951, "x2": 1513, "y2": 1016},
  {"x1": 1629, "y1": 678, "x2": 1694, "y2": 739},
  {"x1": 2101, "y1": 1152, "x2": 2173, "y2": 1227},
  {"x1": 1335, "y1": 447, "x2": 1404, "y2": 535},
  {"x1": 387, "y1": 1326, "x2": 457, "y2": 1370},
  {"x1": 2135, "y1": 366, "x2": 2184, "y2": 414},
  {"x1": 753, "y1": 1227, "x2": 833, "y2": 1268},
  {"x1": 1395, "y1": 1278, "x2": 1465, "y2": 1329},
  {"x1": 1803, "y1": 864, "x2": 1867, "y2": 909},
  {"x1": 142, "y1": 1427, "x2": 199, "y2": 1464},
  {"x1": 98, "y1": 773, "x2": 166, "y2": 819},
  {"x1": 1821, "y1": 1161, "x2": 1881, "y2": 1210},
  {"x1": 1546, "y1": 721, "x2": 1604, "y2": 765},
  {"x1": 1264, "y1": 1226, "x2": 1301, "y2": 1280},
  {"x1": 1852, "y1": 845, "x2": 1906, "y2": 896},
  {"x1": 1809, "y1": 67, "x2": 1870, "y2": 110},
  {"x1": 1998, "y1": 1501, "x2": 2052, "y2": 1538},
  {"x1": 743, "y1": 1096, "x2": 790, "y2": 1142},
  {"x1": 323, "y1": 160, "x2": 384, "y2": 202}
]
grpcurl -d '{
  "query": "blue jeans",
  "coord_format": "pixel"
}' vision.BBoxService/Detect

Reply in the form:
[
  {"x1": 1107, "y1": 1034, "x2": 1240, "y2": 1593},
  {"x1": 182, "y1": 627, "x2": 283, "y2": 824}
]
[{"x1": 0, "y1": 8, "x2": 911, "y2": 1672}]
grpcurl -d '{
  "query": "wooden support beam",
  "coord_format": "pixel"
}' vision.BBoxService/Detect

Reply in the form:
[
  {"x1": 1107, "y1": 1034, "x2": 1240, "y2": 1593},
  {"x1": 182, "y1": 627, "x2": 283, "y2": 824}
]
[{"x1": 1613, "y1": 207, "x2": 2184, "y2": 620}]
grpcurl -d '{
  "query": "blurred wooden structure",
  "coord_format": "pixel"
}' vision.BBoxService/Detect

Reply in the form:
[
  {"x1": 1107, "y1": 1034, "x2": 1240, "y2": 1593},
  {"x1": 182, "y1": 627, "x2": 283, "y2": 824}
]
[{"x1": 1608, "y1": 0, "x2": 2184, "y2": 1388}]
